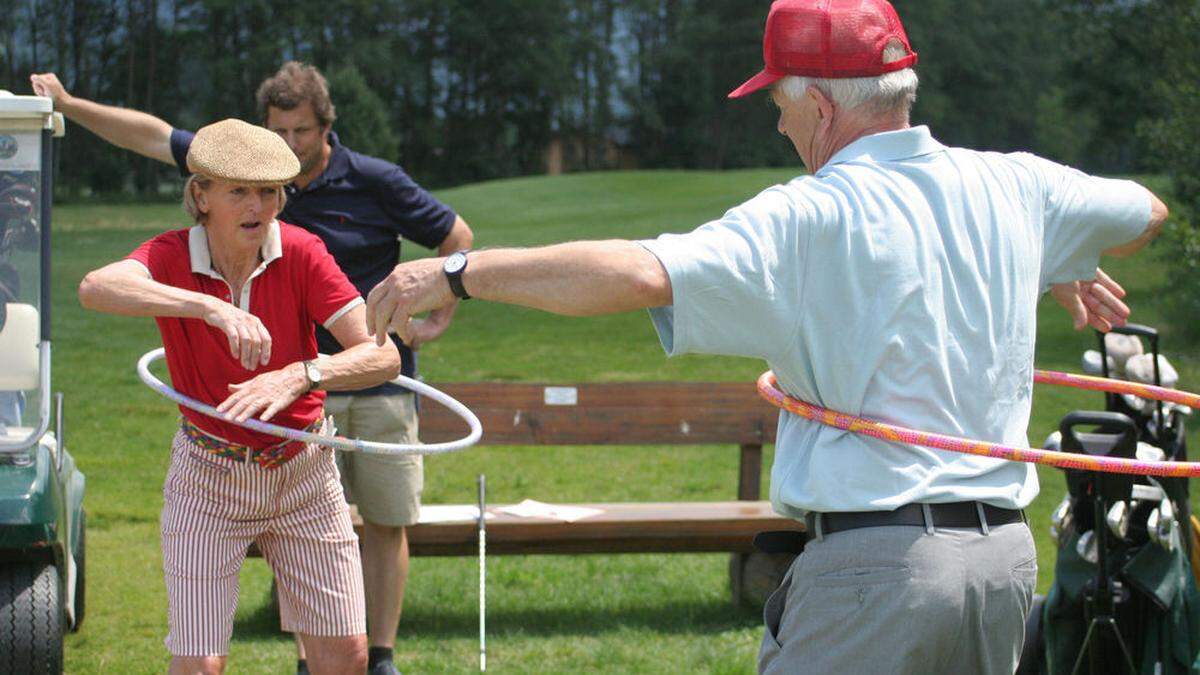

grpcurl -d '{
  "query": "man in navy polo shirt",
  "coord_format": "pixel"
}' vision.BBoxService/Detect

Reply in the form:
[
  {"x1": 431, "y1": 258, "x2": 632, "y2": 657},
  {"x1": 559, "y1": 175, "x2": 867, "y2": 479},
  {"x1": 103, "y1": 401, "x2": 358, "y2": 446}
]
[{"x1": 33, "y1": 64, "x2": 472, "y2": 674}]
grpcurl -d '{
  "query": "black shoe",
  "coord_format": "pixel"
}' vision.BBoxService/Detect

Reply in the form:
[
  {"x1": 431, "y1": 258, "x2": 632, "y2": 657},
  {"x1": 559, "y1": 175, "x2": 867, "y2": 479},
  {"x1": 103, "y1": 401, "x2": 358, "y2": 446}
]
[{"x1": 369, "y1": 660, "x2": 401, "y2": 675}]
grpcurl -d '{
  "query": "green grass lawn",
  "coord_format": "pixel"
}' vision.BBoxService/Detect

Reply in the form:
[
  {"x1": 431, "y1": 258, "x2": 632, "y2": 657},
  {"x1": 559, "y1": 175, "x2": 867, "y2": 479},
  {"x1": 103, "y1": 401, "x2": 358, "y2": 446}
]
[{"x1": 53, "y1": 169, "x2": 1196, "y2": 673}]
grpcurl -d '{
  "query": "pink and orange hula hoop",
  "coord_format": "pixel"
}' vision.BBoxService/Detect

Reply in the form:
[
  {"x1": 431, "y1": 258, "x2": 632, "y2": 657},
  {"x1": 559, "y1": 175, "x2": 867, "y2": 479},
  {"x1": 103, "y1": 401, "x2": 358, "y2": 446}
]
[{"x1": 757, "y1": 369, "x2": 1200, "y2": 478}]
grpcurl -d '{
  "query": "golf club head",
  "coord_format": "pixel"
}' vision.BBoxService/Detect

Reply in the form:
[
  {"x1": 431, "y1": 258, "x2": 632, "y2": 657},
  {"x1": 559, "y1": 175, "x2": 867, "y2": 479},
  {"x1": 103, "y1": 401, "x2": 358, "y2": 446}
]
[
  {"x1": 1147, "y1": 501, "x2": 1178, "y2": 551},
  {"x1": 1105, "y1": 500, "x2": 1129, "y2": 540},
  {"x1": 1076, "y1": 529, "x2": 1098, "y2": 564},
  {"x1": 1081, "y1": 350, "x2": 1115, "y2": 376},
  {"x1": 1121, "y1": 393, "x2": 1148, "y2": 414},
  {"x1": 1104, "y1": 333, "x2": 1144, "y2": 377},
  {"x1": 1043, "y1": 430, "x2": 1062, "y2": 452},
  {"x1": 1125, "y1": 353, "x2": 1179, "y2": 389},
  {"x1": 1160, "y1": 499, "x2": 1177, "y2": 550},
  {"x1": 1136, "y1": 441, "x2": 1166, "y2": 463},
  {"x1": 1050, "y1": 495, "x2": 1072, "y2": 545}
]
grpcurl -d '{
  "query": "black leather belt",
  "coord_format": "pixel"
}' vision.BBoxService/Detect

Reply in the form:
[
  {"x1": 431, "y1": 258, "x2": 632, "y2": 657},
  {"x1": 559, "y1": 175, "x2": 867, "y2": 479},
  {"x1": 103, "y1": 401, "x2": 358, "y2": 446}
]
[
  {"x1": 754, "y1": 502, "x2": 1024, "y2": 554},
  {"x1": 809, "y1": 502, "x2": 1024, "y2": 536}
]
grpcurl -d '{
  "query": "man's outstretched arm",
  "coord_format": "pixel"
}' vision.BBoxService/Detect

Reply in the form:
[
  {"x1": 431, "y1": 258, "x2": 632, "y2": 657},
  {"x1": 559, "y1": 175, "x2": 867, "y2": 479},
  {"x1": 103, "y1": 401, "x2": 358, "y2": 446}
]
[
  {"x1": 365, "y1": 240, "x2": 672, "y2": 346},
  {"x1": 30, "y1": 73, "x2": 175, "y2": 165},
  {"x1": 1103, "y1": 186, "x2": 1169, "y2": 258}
]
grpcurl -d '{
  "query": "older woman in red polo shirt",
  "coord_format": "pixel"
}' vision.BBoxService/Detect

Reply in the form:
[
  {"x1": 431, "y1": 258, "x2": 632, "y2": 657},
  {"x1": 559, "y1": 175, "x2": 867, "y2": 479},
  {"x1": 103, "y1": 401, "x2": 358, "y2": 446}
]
[{"x1": 79, "y1": 119, "x2": 398, "y2": 675}]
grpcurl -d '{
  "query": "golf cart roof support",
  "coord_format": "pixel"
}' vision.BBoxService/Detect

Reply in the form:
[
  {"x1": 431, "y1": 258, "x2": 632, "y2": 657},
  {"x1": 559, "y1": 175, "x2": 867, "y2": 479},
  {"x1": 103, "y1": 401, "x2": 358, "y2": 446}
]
[
  {"x1": 40, "y1": 127, "x2": 51, "y2": 342},
  {"x1": 0, "y1": 343, "x2": 52, "y2": 452}
]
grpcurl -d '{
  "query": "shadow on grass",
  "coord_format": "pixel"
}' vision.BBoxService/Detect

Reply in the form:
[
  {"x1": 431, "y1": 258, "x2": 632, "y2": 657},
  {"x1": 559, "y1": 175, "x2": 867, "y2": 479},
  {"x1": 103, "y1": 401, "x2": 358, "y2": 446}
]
[
  {"x1": 228, "y1": 590, "x2": 761, "y2": 644},
  {"x1": 397, "y1": 599, "x2": 761, "y2": 639},
  {"x1": 231, "y1": 590, "x2": 291, "y2": 641},
  {"x1": 89, "y1": 510, "x2": 158, "y2": 530}
]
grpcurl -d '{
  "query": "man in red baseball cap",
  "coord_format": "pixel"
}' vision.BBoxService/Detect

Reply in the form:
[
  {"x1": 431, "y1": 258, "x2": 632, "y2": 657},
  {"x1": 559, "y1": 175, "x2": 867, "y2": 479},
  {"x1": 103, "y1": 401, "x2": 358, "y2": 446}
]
[
  {"x1": 365, "y1": 1, "x2": 1167, "y2": 672},
  {"x1": 728, "y1": 0, "x2": 917, "y2": 97}
]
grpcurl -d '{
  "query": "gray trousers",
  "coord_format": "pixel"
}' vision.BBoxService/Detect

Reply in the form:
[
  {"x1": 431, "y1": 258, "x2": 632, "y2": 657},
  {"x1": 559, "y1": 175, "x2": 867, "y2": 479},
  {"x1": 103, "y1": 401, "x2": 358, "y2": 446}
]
[{"x1": 758, "y1": 520, "x2": 1037, "y2": 674}]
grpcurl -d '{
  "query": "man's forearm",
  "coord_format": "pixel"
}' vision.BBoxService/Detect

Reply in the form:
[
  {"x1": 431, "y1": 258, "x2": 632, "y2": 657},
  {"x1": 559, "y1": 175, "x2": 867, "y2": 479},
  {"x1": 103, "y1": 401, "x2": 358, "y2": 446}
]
[
  {"x1": 55, "y1": 96, "x2": 175, "y2": 165},
  {"x1": 463, "y1": 240, "x2": 673, "y2": 316}
]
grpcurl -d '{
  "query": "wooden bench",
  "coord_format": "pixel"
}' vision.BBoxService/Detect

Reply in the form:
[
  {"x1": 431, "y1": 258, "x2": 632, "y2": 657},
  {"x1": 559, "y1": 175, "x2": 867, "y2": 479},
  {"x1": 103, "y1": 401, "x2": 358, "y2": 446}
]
[
  {"x1": 408, "y1": 382, "x2": 802, "y2": 602},
  {"x1": 254, "y1": 382, "x2": 804, "y2": 602},
  {"x1": 407, "y1": 501, "x2": 789, "y2": 556}
]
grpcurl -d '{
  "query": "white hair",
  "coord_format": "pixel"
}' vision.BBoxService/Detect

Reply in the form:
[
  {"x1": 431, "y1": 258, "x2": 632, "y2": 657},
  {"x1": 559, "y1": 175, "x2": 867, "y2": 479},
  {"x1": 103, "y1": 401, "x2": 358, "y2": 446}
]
[{"x1": 777, "y1": 41, "x2": 918, "y2": 117}]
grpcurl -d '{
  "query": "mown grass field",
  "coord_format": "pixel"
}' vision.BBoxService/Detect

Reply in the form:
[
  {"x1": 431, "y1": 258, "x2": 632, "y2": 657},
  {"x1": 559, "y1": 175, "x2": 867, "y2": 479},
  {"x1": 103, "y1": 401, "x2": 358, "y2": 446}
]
[{"x1": 55, "y1": 169, "x2": 1196, "y2": 672}]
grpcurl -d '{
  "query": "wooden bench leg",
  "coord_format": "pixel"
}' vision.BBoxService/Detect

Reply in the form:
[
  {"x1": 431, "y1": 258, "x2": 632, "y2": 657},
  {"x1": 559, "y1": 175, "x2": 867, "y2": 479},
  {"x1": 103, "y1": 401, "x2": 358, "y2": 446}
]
[
  {"x1": 730, "y1": 552, "x2": 747, "y2": 604},
  {"x1": 731, "y1": 443, "x2": 764, "y2": 603},
  {"x1": 737, "y1": 443, "x2": 763, "y2": 501}
]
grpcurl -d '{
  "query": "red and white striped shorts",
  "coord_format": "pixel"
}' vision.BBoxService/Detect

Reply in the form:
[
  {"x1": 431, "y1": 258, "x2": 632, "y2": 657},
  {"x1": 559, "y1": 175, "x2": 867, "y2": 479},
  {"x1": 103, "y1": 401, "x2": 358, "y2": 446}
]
[{"x1": 161, "y1": 426, "x2": 366, "y2": 656}]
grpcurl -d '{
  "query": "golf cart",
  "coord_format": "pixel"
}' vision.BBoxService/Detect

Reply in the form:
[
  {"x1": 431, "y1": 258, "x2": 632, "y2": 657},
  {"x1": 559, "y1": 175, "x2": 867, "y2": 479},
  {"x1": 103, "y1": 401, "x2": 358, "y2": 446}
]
[{"x1": 0, "y1": 92, "x2": 86, "y2": 674}]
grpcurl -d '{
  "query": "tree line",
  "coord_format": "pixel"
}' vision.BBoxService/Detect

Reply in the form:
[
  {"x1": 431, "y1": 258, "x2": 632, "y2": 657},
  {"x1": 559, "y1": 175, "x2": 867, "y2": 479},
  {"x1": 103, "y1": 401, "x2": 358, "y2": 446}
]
[{"x1": 0, "y1": 0, "x2": 1194, "y2": 205}]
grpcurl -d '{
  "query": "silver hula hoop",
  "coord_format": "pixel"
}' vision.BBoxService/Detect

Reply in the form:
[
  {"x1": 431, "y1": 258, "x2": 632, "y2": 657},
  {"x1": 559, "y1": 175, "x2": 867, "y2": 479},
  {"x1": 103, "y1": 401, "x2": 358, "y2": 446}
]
[{"x1": 137, "y1": 347, "x2": 482, "y2": 455}]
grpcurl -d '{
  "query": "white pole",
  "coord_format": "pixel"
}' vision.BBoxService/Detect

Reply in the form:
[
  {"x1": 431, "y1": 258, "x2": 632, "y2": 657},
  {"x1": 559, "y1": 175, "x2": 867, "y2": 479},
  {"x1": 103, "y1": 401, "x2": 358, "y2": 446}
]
[{"x1": 478, "y1": 474, "x2": 487, "y2": 672}]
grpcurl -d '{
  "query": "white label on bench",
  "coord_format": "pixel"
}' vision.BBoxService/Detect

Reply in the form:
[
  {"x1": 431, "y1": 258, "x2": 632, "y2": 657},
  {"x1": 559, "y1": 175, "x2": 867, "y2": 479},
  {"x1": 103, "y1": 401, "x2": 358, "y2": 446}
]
[{"x1": 544, "y1": 386, "x2": 578, "y2": 406}]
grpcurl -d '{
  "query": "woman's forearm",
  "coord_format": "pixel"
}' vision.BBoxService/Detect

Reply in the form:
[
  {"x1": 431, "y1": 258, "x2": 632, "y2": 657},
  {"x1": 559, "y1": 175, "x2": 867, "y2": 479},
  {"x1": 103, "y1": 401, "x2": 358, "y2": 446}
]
[
  {"x1": 78, "y1": 260, "x2": 214, "y2": 319},
  {"x1": 317, "y1": 341, "x2": 402, "y2": 392}
]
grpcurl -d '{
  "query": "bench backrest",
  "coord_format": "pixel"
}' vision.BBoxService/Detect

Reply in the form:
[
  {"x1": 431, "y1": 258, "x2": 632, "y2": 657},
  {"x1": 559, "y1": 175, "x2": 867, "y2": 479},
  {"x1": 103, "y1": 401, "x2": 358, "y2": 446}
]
[{"x1": 419, "y1": 382, "x2": 779, "y2": 446}]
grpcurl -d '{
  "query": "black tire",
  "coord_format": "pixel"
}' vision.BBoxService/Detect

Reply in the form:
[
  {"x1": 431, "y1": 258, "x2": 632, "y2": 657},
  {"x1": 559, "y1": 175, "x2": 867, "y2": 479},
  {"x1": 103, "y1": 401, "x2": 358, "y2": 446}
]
[
  {"x1": 72, "y1": 511, "x2": 86, "y2": 632},
  {"x1": 0, "y1": 561, "x2": 64, "y2": 674},
  {"x1": 1016, "y1": 593, "x2": 1047, "y2": 675}
]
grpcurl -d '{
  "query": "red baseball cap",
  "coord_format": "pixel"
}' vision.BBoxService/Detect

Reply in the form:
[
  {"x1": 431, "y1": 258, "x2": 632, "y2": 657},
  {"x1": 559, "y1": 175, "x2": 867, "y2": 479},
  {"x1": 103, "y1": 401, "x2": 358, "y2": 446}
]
[{"x1": 729, "y1": 0, "x2": 918, "y2": 99}]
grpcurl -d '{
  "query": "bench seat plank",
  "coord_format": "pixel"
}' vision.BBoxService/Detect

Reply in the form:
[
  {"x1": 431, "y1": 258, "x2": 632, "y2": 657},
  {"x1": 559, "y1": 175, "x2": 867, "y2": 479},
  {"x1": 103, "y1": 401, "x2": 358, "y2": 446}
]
[{"x1": 401, "y1": 501, "x2": 803, "y2": 556}]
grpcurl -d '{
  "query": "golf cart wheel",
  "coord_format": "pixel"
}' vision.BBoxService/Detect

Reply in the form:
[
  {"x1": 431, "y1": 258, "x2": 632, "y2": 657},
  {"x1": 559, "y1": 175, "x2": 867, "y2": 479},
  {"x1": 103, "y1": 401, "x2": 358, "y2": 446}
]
[
  {"x1": 72, "y1": 511, "x2": 86, "y2": 632},
  {"x1": 0, "y1": 561, "x2": 64, "y2": 674}
]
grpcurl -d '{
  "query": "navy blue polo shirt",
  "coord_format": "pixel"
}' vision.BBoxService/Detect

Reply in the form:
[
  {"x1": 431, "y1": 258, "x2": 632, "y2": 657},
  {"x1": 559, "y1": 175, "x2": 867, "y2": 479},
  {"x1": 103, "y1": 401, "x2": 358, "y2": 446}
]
[{"x1": 170, "y1": 129, "x2": 456, "y2": 394}]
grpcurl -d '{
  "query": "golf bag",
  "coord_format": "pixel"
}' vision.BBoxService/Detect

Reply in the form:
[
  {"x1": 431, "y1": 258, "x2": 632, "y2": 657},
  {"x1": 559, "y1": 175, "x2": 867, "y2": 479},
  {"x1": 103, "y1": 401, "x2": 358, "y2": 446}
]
[{"x1": 1034, "y1": 325, "x2": 1200, "y2": 675}]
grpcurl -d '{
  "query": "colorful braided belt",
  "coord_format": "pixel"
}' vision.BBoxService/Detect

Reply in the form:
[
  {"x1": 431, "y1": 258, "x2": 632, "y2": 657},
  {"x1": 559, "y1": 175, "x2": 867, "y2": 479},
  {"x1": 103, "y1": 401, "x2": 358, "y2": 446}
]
[{"x1": 181, "y1": 417, "x2": 322, "y2": 469}]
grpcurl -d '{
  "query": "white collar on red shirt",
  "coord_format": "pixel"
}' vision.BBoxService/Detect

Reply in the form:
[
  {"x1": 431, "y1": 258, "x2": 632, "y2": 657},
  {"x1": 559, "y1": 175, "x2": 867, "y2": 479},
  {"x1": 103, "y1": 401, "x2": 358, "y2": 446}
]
[
  {"x1": 188, "y1": 219, "x2": 283, "y2": 278},
  {"x1": 188, "y1": 219, "x2": 283, "y2": 310}
]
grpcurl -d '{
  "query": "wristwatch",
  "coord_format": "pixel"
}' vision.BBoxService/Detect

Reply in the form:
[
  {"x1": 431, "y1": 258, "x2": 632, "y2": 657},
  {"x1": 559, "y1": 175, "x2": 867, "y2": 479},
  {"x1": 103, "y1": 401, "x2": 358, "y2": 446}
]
[
  {"x1": 301, "y1": 359, "x2": 323, "y2": 392},
  {"x1": 443, "y1": 249, "x2": 472, "y2": 300}
]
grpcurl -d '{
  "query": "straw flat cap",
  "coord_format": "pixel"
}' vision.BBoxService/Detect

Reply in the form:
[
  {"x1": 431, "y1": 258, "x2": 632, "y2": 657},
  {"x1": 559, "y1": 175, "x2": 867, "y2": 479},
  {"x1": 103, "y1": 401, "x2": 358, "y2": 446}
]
[{"x1": 186, "y1": 118, "x2": 300, "y2": 186}]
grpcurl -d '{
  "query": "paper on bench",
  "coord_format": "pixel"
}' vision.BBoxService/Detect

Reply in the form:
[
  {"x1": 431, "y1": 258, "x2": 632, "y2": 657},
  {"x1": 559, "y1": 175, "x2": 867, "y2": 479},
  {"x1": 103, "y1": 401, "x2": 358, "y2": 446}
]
[
  {"x1": 418, "y1": 505, "x2": 492, "y2": 524},
  {"x1": 498, "y1": 499, "x2": 603, "y2": 522}
]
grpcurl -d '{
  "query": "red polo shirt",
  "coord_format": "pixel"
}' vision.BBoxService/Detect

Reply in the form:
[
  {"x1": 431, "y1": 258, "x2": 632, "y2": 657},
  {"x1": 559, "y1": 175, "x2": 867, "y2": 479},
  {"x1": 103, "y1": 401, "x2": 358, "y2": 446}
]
[{"x1": 127, "y1": 220, "x2": 363, "y2": 448}]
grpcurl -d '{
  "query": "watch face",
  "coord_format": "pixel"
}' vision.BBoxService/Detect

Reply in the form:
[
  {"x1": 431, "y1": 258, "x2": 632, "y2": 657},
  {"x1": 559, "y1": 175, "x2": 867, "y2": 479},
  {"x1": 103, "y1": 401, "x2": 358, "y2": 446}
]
[
  {"x1": 444, "y1": 252, "x2": 467, "y2": 274},
  {"x1": 305, "y1": 361, "x2": 322, "y2": 383}
]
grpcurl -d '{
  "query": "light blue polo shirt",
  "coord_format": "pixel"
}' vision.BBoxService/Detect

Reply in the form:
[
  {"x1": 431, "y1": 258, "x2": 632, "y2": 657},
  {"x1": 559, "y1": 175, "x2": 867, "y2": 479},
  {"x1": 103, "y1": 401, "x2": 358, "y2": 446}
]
[{"x1": 641, "y1": 126, "x2": 1150, "y2": 517}]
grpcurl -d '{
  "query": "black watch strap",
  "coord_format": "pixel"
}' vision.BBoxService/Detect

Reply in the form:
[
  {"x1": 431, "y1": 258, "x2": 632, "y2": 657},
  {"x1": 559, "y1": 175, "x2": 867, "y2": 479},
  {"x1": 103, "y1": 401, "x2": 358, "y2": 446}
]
[{"x1": 447, "y1": 271, "x2": 470, "y2": 300}]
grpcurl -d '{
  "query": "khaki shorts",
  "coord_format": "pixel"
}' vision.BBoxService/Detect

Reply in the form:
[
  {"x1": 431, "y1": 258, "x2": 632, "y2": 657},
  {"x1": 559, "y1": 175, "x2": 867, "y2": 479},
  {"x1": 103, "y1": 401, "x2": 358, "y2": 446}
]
[
  {"x1": 161, "y1": 429, "x2": 365, "y2": 656},
  {"x1": 325, "y1": 393, "x2": 423, "y2": 527}
]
